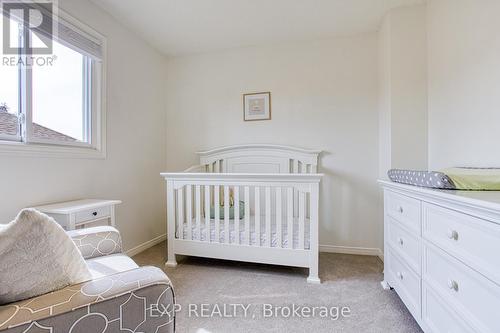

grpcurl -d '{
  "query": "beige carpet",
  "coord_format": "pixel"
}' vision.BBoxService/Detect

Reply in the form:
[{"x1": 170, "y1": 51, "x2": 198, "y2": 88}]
[{"x1": 133, "y1": 243, "x2": 422, "y2": 333}]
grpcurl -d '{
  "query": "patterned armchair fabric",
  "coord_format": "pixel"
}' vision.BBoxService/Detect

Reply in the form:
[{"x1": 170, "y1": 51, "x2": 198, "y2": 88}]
[
  {"x1": 0, "y1": 227, "x2": 175, "y2": 333},
  {"x1": 67, "y1": 226, "x2": 123, "y2": 260}
]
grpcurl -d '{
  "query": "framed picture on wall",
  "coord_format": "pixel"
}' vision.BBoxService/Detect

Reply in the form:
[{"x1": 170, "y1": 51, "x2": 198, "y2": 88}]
[{"x1": 243, "y1": 92, "x2": 271, "y2": 121}]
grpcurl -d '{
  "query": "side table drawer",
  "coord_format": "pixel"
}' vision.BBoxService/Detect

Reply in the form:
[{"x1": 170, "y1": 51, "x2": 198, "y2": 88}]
[{"x1": 75, "y1": 206, "x2": 111, "y2": 225}]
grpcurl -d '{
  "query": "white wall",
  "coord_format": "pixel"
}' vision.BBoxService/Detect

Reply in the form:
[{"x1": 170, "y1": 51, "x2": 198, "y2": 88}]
[
  {"x1": 427, "y1": 0, "x2": 500, "y2": 169},
  {"x1": 0, "y1": 0, "x2": 168, "y2": 251},
  {"x1": 166, "y1": 35, "x2": 382, "y2": 251},
  {"x1": 378, "y1": 12, "x2": 392, "y2": 179},
  {"x1": 378, "y1": 4, "x2": 428, "y2": 178}
]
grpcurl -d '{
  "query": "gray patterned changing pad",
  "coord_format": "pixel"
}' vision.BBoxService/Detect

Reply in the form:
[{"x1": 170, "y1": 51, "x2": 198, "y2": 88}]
[{"x1": 388, "y1": 169, "x2": 456, "y2": 189}]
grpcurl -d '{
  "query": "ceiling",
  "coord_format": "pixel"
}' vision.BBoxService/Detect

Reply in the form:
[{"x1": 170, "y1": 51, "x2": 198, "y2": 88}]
[{"x1": 91, "y1": 0, "x2": 424, "y2": 56}]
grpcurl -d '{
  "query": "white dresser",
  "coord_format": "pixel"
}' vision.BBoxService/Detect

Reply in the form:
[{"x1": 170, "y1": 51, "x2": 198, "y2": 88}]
[{"x1": 380, "y1": 180, "x2": 500, "y2": 333}]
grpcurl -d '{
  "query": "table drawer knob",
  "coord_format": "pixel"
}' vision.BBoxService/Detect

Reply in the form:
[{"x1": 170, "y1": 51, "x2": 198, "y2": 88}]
[
  {"x1": 92, "y1": 211, "x2": 98, "y2": 216},
  {"x1": 447, "y1": 229, "x2": 459, "y2": 241},
  {"x1": 448, "y1": 279, "x2": 459, "y2": 292},
  {"x1": 398, "y1": 206, "x2": 404, "y2": 214},
  {"x1": 398, "y1": 237, "x2": 404, "y2": 246},
  {"x1": 397, "y1": 272, "x2": 404, "y2": 280}
]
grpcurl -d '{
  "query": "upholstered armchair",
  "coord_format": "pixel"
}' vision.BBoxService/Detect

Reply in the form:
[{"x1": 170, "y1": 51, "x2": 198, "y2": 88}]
[{"x1": 0, "y1": 226, "x2": 175, "y2": 333}]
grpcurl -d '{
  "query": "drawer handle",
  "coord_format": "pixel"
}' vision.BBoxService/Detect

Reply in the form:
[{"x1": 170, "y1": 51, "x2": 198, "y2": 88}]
[
  {"x1": 92, "y1": 211, "x2": 98, "y2": 216},
  {"x1": 447, "y1": 279, "x2": 459, "y2": 292},
  {"x1": 447, "y1": 229, "x2": 459, "y2": 241},
  {"x1": 398, "y1": 206, "x2": 404, "y2": 214},
  {"x1": 397, "y1": 272, "x2": 404, "y2": 280},
  {"x1": 398, "y1": 237, "x2": 404, "y2": 246}
]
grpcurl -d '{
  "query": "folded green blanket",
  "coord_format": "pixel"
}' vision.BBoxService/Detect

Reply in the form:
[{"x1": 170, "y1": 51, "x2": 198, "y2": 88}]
[
  {"x1": 210, "y1": 201, "x2": 245, "y2": 220},
  {"x1": 441, "y1": 168, "x2": 500, "y2": 190}
]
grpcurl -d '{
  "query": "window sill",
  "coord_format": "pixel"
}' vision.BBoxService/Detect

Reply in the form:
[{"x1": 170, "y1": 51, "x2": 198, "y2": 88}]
[{"x1": 0, "y1": 141, "x2": 106, "y2": 159}]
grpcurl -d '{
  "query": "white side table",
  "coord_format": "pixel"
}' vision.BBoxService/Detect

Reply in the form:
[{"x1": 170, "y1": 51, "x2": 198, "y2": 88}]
[{"x1": 33, "y1": 199, "x2": 122, "y2": 230}]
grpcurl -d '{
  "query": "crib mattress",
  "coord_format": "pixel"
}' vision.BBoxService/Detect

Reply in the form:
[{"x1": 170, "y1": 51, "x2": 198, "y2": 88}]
[{"x1": 176, "y1": 216, "x2": 311, "y2": 249}]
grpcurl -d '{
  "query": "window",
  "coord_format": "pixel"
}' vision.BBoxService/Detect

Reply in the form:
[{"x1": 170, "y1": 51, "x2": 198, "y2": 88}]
[
  {"x1": 0, "y1": 4, "x2": 105, "y2": 157},
  {"x1": 31, "y1": 38, "x2": 89, "y2": 144}
]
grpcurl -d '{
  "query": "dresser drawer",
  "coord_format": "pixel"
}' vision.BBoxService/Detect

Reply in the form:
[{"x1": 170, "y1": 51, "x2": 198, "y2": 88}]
[
  {"x1": 385, "y1": 190, "x2": 421, "y2": 233},
  {"x1": 387, "y1": 217, "x2": 421, "y2": 274},
  {"x1": 422, "y1": 202, "x2": 500, "y2": 285},
  {"x1": 387, "y1": 249, "x2": 421, "y2": 321},
  {"x1": 422, "y1": 283, "x2": 474, "y2": 333},
  {"x1": 75, "y1": 206, "x2": 111, "y2": 225},
  {"x1": 423, "y1": 244, "x2": 500, "y2": 333}
]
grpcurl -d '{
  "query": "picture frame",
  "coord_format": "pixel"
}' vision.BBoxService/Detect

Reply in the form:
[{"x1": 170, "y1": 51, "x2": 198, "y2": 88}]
[{"x1": 243, "y1": 92, "x2": 271, "y2": 121}]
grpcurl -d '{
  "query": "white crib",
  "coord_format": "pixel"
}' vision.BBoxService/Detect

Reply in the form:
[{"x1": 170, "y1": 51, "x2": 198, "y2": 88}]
[{"x1": 161, "y1": 144, "x2": 323, "y2": 283}]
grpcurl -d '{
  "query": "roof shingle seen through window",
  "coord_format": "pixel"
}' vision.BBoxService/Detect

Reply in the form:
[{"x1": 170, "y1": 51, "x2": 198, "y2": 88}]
[{"x1": 0, "y1": 110, "x2": 77, "y2": 142}]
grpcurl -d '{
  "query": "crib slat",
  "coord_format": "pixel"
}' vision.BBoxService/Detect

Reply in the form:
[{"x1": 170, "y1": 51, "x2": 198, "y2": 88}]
[
  {"x1": 292, "y1": 175, "x2": 299, "y2": 216},
  {"x1": 208, "y1": 163, "x2": 213, "y2": 173},
  {"x1": 292, "y1": 162, "x2": 299, "y2": 219},
  {"x1": 214, "y1": 185, "x2": 220, "y2": 242},
  {"x1": 224, "y1": 185, "x2": 230, "y2": 244},
  {"x1": 234, "y1": 186, "x2": 240, "y2": 244},
  {"x1": 177, "y1": 187, "x2": 184, "y2": 240},
  {"x1": 195, "y1": 185, "x2": 201, "y2": 240},
  {"x1": 265, "y1": 186, "x2": 271, "y2": 247},
  {"x1": 276, "y1": 187, "x2": 282, "y2": 248},
  {"x1": 214, "y1": 160, "x2": 220, "y2": 173},
  {"x1": 255, "y1": 187, "x2": 261, "y2": 246},
  {"x1": 300, "y1": 162, "x2": 306, "y2": 174},
  {"x1": 299, "y1": 191, "x2": 305, "y2": 250},
  {"x1": 244, "y1": 186, "x2": 250, "y2": 245},
  {"x1": 287, "y1": 187, "x2": 293, "y2": 248},
  {"x1": 186, "y1": 185, "x2": 192, "y2": 240},
  {"x1": 204, "y1": 185, "x2": 210, "y2": 242}
]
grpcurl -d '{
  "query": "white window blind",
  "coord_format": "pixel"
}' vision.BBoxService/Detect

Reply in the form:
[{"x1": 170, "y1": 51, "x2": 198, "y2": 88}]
[
  {"x1": 3, "y1": 3, "x2": 103, "y2": 60},
  {"x1": 56, "y1": 20, "x2": 102, "y2": 61}
]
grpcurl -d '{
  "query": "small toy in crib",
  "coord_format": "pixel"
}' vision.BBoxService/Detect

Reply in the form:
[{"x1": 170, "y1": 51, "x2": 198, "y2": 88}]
[{"x1": 209, "y1": 188, "x2": 245, "y2": 219}]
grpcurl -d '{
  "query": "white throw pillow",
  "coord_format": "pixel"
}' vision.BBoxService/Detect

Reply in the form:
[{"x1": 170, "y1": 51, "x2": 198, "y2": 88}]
[{"x1": 0, "y1": 209, "x2": 92, "y2": 305}]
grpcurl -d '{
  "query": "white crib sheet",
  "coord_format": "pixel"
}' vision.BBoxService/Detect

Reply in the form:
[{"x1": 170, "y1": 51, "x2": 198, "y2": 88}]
[{"x1": 176, "y1": 215, "x2": 311, "y2": 249}]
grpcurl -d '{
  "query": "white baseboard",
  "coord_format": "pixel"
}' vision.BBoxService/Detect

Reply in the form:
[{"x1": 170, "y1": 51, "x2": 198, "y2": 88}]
[
  {"x1": 125, "y1": 237, "x2": 384, "y2": 262},
  {"x1": 377, "y1": 249, "x2": 384, "y2": 262},
  {"x1": 126, "y1": 233, "x2": 166, "y2": 257},
  {"x1": 320, "y1": 244, "x2": 383, "y2": 258}
]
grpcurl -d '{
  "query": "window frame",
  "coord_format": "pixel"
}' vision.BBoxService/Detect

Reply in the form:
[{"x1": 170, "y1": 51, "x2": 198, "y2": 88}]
[
  {"x1": 0, "y1": 8, "x2": 106, "y2": 159},
  {"x1": 0, "y1": 129, "x2": 21, "y2": 142},
  {"x1": 0, "y1": 20, "x2": 22, "y2": 143}
]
